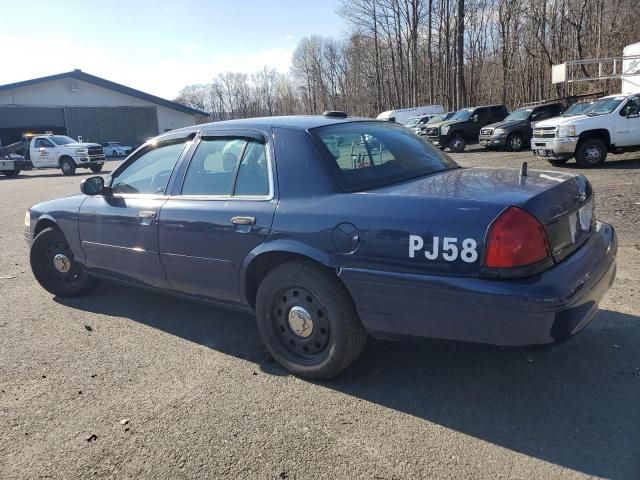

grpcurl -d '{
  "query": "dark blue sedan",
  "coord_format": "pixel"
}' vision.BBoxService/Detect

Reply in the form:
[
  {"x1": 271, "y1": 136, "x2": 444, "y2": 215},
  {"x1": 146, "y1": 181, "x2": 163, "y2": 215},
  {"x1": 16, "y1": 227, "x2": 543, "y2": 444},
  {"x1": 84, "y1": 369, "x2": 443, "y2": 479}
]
[{"x1": 25, "y1": 113, "x2": 617, "y2": 378}]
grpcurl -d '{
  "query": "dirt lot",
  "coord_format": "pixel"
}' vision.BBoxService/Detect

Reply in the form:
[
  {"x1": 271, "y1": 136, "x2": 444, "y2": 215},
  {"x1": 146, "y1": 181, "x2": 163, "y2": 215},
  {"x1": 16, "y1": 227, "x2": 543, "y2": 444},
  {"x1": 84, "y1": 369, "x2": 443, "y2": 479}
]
[{"x1": 1, "y1": 149, "x2": 639, "y2": 479}]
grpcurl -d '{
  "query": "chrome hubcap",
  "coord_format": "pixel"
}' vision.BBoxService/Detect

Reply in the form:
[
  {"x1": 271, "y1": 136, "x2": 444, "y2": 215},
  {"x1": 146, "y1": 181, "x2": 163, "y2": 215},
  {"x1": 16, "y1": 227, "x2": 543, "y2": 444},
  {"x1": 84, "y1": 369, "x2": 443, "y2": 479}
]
[
  {"x1": 511, "y1": 137, "x2": 522, "y2": 149},
  {"x1": 585, "y1": 146, "x2": 601, "y2": 162},
  {"x1": 53, "y1": 253, "x2": 71, "y2": 273},
  {"x1": 288, "y1": 306, "x2": 313, "y2": 338}
]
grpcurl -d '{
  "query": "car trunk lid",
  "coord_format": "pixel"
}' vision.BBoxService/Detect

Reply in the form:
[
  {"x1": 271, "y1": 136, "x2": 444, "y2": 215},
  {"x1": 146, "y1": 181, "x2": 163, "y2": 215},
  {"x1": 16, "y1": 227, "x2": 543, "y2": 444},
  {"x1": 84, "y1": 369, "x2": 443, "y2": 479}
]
[{"x1": 372, "y1": 167, "x2": 594, "y2": 264}]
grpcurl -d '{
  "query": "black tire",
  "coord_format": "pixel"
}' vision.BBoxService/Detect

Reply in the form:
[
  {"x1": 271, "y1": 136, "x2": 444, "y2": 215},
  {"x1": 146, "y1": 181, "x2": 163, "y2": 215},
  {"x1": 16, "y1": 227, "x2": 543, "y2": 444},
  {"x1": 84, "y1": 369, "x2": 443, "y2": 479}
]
[
  {"x1": 2, "y1": 169, "x2": 20, "y2": 176},
  {"x1": 60, "y1": 157, "x2": 76, "y2": 176},
  {"x1": 548, "y1": 159, "x2": 569, "y2": 166},
  {"x1": 255, "y1": 260, "x2": 367, "y2": 379},
  {"x1": 90, "y1": 164, "x2": 103, "y2": 173},
  {"x1": 575, "y1": 138, "x2": 607, "y2": 168},
  {"x1": 507, "y1": 133, "x2": 524, "y2": 151},
  {"x1": 447, "y1": 135, "x2": 466, "y2": 153},
  {"x1": 30, "y1": 227, "x2": 99, "y2": 297}
]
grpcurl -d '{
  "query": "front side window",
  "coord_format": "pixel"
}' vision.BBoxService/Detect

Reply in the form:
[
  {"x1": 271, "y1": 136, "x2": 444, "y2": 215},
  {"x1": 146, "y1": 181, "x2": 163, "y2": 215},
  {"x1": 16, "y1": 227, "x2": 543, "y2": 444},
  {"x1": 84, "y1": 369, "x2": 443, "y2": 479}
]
[
  {"x1": 110, "y1": 140, "x2": 186, "y2": 195},
  {"x1": 181, "y1": 137, "x2": 269, "y2": 197},
  {"x1": 34, "y1": 138, "x2": 55, "y2": 148},
  {"x1": 620, "y1": 96, "x2": 640, "y2": 116},
  {"x1": 450, "y1": 109, "x2": 473, "y2": 121},
  {"x1": 311, "y1": 121, "x2": 459, "y2": 191}
]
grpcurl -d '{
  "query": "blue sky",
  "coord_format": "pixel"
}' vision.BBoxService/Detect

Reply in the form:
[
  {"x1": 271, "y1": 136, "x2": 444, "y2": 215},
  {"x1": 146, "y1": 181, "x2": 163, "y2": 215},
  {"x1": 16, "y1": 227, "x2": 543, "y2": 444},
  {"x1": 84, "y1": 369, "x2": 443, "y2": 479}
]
[{"x1": 0, "y1": 0, "x2": 345, "y2": 99}]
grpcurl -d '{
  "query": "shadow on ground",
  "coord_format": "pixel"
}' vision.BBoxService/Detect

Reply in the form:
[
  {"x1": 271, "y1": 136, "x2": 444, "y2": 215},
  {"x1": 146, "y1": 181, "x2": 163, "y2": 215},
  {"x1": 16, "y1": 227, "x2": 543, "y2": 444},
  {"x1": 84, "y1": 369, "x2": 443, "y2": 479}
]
[{"x1": 58, "y1": 281, "x2": 640, "y2": 479}]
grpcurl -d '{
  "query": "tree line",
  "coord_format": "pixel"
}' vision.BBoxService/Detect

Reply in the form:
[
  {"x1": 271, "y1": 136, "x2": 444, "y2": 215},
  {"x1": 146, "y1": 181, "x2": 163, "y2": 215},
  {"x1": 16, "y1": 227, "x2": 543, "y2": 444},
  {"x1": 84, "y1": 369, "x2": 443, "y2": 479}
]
[{"x1": 175, "y1": 0, "x2": 640, "y2": 120}]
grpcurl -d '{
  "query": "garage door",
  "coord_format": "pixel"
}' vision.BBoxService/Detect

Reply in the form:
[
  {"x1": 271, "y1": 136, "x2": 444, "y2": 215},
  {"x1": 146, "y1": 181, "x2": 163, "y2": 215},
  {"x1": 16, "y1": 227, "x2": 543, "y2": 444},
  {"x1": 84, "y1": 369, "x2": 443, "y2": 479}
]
[{"x1": 64, "y1": 107, "x2": 159, "y2": 146}]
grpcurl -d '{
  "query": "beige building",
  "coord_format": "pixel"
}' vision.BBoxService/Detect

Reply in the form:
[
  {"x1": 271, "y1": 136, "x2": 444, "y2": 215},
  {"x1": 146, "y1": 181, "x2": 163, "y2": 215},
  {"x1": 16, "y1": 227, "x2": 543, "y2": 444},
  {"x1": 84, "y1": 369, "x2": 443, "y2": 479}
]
[{"x1": 0, "y1": 69, "x2": 208, "y2": 146}]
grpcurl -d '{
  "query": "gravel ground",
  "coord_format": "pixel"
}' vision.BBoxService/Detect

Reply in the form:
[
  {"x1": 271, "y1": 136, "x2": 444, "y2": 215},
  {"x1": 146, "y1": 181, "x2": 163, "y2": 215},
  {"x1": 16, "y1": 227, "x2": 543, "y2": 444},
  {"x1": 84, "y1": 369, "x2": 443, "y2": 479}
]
[{"x1": 1, "y1": 150, "x2": 639, "y2": 479}]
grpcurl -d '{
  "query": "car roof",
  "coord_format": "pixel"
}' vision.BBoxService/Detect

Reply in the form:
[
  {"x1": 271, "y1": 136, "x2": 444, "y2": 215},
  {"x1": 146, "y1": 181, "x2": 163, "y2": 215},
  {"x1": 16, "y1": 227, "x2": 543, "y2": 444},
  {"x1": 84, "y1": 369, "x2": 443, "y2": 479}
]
[{"x1": 156, "y1": 115, "x2": 374, "y2": 140}]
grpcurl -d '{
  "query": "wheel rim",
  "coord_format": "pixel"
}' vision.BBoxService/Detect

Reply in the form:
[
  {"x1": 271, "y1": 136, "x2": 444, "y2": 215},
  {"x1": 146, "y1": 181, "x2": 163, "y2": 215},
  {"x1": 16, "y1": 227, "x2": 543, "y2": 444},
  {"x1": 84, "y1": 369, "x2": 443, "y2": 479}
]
[
  {"x1": 452, "y1": 138, "x2": 463, "y2": 150},
  {"x1": 584, "y1": 145, "x2": 602, "y2": 163},
  {"x1": 62, "y1": 162, "x2": 71, "y2": 173},
  {"x1": 42, "y1": 240, "x2": 82, "y2": 286},
  {"x1": 510, "y1": 136, "x2": 522, "y2": 150},
  {"x1": 271, "y1": 286, "x2": 331, "y2": 362}
]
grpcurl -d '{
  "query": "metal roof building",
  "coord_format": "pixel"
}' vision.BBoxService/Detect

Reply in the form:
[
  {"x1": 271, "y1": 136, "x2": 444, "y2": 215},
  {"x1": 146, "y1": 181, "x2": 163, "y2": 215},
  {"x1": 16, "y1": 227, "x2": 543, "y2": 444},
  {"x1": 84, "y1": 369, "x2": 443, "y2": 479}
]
[{"x1": 0, "y1": 70, "x2": 208, "y2": 146}]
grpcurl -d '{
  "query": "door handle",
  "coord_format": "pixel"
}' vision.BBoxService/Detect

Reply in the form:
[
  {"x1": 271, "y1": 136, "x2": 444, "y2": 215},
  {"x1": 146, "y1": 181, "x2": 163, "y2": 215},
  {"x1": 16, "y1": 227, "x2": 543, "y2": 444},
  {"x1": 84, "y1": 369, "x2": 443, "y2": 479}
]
[
  {"x1": 138, "y1": 210, "x2": 157, "y2": 219},
  {"x1": 231, "y1": 216, "x2": 255, "y2": 226}
]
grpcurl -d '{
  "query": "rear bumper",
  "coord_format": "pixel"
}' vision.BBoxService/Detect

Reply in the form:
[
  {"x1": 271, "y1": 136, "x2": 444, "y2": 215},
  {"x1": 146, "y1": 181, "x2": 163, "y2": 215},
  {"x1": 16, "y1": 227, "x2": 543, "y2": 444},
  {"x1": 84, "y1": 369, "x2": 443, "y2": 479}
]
[
  {"x1": 531, "y1": 137, "x2": 577, "y2": 160},
  {"x1": 340, "y1": 222, "x2": 617, "y2": 346}
]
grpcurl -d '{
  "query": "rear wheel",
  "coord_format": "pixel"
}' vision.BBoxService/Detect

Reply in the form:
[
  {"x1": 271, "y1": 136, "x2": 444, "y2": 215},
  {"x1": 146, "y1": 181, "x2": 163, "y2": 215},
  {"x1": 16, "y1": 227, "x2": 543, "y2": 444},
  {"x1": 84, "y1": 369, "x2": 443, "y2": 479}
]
[
  {"x1": 575, "y1": 138, "x2": 607, "y2": 168},
  {"x1": 255, "y1": 260, "x2": 367, "y2": 379},
  {"x1": 507, "y1": 133, "x2": 524, "y2": 151},
  {"x1": 2, "y1": 169, "x2": 20, "y2": 176},
  {"x1": 448, "y1": 135, "x2": 466, "y2": 153},
  {"x1": 90, "y1": 164, "x2": 103, "y2": 173},
  {"x1": 30, "y1": 227, "x2": 99, "y2": 297},
  {"x1": 60, "y1": 157, "x2": 76, "y2": 176}
]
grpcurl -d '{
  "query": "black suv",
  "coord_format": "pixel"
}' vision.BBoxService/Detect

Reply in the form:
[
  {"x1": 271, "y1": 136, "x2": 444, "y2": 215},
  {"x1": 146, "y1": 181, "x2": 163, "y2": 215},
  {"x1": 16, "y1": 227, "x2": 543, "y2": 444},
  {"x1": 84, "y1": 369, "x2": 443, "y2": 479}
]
[
  {"x1": 425, "y1": 105, "x2": 508, "y2": 152},
  {"x1": 479, "y1": 102, "x2": 564, "y2": 151}
]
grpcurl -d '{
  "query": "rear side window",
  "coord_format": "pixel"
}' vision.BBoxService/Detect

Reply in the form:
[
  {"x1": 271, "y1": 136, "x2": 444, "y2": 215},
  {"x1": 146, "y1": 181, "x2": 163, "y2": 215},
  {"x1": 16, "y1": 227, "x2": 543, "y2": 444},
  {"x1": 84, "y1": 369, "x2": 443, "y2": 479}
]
[
  {"x1": 181, "y1": 137, "x2": 269, "y2": 196},
  {"x1": 311, "y1": 121, "x2": 459, "y2": 192}
]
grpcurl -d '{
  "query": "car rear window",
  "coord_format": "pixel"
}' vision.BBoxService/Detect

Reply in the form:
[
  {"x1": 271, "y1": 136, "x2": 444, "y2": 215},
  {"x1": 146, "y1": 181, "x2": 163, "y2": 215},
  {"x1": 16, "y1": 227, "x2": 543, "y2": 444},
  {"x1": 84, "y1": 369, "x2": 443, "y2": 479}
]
[{"x1": 310, "y1": 121, "x2": 459, "y2": 191}]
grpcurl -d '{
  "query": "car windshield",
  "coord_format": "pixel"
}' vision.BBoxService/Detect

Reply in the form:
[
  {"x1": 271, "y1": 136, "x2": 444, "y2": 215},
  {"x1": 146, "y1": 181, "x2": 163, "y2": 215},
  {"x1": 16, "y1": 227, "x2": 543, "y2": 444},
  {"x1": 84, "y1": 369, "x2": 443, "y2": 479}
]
[
  {"x1": 50, "y1": 135, "x2": 77, "y2": 145},
  {"x1": 562, "y1": 102, "x2": 591, "y2": 116},
  {"x1": 427, "y1": 114, "x2": 445, "y2": 124},
  {"x1": 450, "y1": 109, "x2": 473, "y2": 121},
  {"x1": 311, "y1": 121, "x2": 459, "y2": 191},
  {"x1": 584, "y1": 97, "x2": 624, "y2": 116},
  {"x1": 404, "y1": 118, "x2": 419, "y2": 127},
  {"x1": 503, "y1": 108, "x2": 531, "y2": 122}
]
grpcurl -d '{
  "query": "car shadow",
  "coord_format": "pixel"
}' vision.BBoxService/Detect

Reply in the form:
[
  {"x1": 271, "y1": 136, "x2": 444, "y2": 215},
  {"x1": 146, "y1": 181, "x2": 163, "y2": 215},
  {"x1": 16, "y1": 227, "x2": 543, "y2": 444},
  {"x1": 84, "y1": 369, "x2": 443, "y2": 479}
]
[
  {"x1": 0, "y1": 170, "x2": 114, "y2": 180},
  {"x1": 56, "y1": 282, "x2": 640, "y2": 478}
]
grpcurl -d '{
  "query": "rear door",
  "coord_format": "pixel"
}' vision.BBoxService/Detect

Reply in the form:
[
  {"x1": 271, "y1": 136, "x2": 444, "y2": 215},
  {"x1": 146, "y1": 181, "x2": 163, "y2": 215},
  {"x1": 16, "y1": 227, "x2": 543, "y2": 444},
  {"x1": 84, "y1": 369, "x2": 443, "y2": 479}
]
[
  {"x1": 158, "y1": 131, "x2": 277, "y2": 303},
  {"x1": 79, "y1": 136, "x2": 192, "y2": 287}
]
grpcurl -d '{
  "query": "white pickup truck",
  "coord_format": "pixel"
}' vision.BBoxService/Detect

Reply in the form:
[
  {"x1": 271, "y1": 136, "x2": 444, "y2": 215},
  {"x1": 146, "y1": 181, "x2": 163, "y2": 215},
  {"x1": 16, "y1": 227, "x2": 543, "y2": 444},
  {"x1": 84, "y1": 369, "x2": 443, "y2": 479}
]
[
  {"x1": 531, "y1": 93, "x2": 640, "y2": 167},
  {"x1": 1, "y1": 134, "x2": 106, "y2": 176}
]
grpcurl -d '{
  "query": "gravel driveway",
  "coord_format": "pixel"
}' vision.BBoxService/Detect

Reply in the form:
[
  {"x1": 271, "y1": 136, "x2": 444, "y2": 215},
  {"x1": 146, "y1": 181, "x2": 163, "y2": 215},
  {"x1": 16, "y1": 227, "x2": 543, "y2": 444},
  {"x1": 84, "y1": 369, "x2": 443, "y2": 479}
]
[{"x1": 1, "y1": 150, "x2": 639, "y2": 479}]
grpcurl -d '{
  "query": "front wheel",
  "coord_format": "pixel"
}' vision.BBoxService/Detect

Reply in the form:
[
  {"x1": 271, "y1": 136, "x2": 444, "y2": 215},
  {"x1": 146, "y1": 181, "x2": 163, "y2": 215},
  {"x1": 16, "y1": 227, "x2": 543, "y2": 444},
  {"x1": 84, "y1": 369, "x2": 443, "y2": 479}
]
[
  {"x1": 90, "y1": 164, "x2": 103, "y2": 173},
  {"x1": 575, "y1": 138, "x2": 607, "y2": 167},
  {"x1": 30, "y1": 227, "x2": 99, "y2": 297},
  {"x1": 256, "y1": 260, "x2": 367, "y2": 379},
  {"x1": 507, "y1": 133, "x2": 524, "y2": 151},
  {"x1": 60, "y1": 158, "x2": 76, "y2": 176},
  {"x1": 2, "y1": 169, "x2": 20, "y2": 176},
  {"x1": 447, "y1": 135, "x2": 466, "y2": 153}
]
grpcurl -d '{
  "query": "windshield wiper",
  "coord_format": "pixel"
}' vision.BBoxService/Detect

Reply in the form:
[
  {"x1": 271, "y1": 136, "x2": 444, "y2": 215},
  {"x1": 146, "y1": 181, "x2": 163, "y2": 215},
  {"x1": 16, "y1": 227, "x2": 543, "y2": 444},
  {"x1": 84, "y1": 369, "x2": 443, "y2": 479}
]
[{"x1": 586, "y1": 112, "x2": 602, "y2": 116}]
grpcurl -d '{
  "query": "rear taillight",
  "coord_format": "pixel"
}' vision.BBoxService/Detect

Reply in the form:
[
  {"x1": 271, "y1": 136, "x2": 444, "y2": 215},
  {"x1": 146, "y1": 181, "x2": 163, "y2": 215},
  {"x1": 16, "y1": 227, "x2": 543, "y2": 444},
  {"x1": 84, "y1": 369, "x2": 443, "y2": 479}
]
[{"x1": 484, "y1": 207, "x2": 550, "y2": 268}]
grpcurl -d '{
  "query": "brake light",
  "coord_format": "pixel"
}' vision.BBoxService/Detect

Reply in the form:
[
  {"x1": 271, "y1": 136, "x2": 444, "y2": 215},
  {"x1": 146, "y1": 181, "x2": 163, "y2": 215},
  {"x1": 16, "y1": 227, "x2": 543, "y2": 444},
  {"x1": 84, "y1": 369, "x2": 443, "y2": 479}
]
[{"x1": 484, "y1": 207, "x2": 550, "y2": 268}]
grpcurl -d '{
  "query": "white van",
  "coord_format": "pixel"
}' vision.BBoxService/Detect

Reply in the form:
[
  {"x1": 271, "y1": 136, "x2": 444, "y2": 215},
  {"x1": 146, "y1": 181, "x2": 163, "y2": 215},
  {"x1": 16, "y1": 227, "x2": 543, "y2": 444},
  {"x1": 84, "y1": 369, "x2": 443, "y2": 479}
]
[{"x1": 377, "y1": 105, "x2": 445, "y2": 124}]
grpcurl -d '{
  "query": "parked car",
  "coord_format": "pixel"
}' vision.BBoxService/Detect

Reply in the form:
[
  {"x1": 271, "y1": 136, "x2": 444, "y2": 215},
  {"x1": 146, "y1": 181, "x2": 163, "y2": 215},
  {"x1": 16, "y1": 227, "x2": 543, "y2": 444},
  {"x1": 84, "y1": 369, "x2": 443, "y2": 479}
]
[
  {"x1": 478, "y1": 102, "x2": 564, "y2": 151},
  {"x1": 25, "y1": 114, "x2": 616, "y2": 379},
  {"x1": 404, "y1": 115, "x2": 434, "y2": 129},
  {"x1": 415, "y1": 112, "x2": 455, "y2": 136},
  {"x1": 102, "y1": 142, "x2": 132, "y2": 157},
  {"x1": 377, "y1": 105, "x2": 445, "y2": 124},
  {"x1": 426, "y1": 105, "x2": 509, "y2": 152},
  {"x1": 531, "y1": 93, "x2": 640, "y2": 167}
]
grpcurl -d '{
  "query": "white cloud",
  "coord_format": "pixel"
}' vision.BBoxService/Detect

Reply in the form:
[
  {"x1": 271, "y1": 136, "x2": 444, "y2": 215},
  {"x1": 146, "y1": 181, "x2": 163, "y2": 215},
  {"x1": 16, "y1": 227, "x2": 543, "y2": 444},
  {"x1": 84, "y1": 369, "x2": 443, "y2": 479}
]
[{"x1": 0, "y1": 33, "x2": 295, "y2": 100}]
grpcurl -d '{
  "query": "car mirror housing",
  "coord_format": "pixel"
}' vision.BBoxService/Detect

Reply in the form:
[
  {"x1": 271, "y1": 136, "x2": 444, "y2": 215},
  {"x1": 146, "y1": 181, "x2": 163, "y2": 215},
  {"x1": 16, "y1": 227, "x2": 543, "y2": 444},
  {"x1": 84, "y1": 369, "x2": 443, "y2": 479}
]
[
  {"x1": 472, "y1": 115, "x2": 479, "y2": 122},
  {"x1": 81, "y1": 176, "x2": 106, "y2": 196}
]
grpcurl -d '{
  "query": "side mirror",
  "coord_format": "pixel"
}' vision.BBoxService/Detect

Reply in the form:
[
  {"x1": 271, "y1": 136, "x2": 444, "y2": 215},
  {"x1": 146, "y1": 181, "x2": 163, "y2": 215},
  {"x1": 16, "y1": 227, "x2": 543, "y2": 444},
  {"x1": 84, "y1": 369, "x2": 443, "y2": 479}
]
[
  {"x1": 80, "y1": 176, "x2": 106, "y2": 196},
  {"x1": 471, "y1": 115, "x2": 478, "y2": 122},
  {"x1": 531, "y1": 113, "x2": 540, "y2": 121}
]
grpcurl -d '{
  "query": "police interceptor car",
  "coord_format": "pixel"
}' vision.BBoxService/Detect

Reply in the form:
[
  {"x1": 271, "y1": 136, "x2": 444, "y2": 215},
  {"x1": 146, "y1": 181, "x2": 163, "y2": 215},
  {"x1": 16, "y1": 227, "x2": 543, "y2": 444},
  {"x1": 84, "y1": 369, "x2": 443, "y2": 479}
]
[{"x1": 25, "y1": 113, "x2": 617, "y2": 379}]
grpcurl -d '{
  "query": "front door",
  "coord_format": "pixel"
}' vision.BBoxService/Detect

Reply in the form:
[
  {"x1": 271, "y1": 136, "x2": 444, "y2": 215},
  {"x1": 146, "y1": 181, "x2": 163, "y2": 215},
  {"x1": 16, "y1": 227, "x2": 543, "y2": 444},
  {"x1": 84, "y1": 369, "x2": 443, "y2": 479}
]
[
  {"x1": 158, "y1": 134, "x2": 276, "y2": 303},
  {"x1": 79, "y1": 138, "x2": 190, "y2": 288},
  {"x1": 615, "y1": 95, "x2": 640, "y2": 147},
  {"x1": 31, "y1": 137, "x2": 57, "y2": 168}
]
